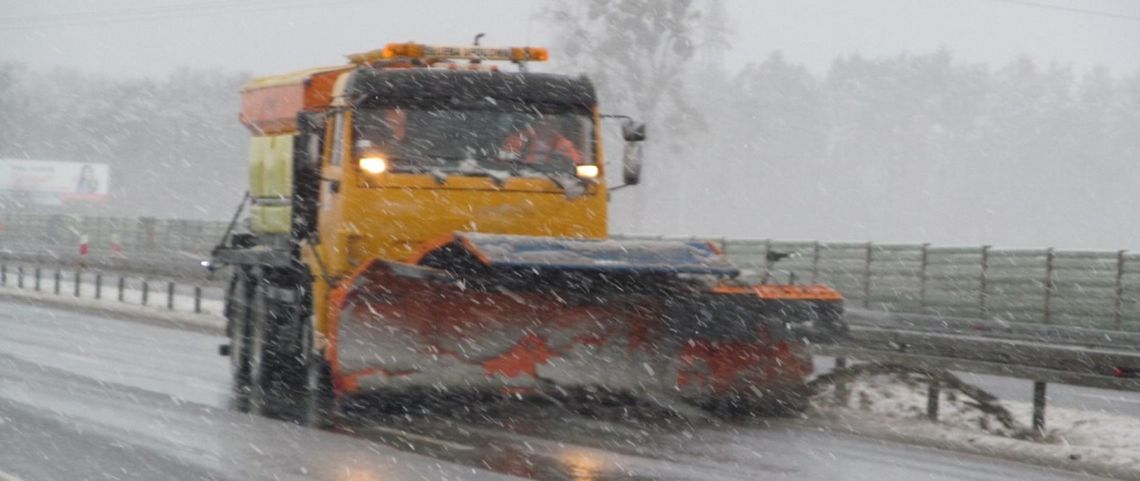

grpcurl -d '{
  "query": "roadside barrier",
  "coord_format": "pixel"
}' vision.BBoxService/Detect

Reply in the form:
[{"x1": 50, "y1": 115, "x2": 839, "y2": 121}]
[{"x1": 0, "y1": 257, "x2": 223, "y2": 316}]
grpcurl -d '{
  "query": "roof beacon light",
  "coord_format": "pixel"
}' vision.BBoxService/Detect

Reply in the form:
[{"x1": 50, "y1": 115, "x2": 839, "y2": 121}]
[{"x1": 348, "y1": 42, "x2": 549, "y2": 65}]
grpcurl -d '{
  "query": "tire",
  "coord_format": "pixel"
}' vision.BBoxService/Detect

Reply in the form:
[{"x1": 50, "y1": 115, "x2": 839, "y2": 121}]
[
  {"x1": 248, "y1": 282, "x2": 308, "y2": 421},
  {"x1": 303, "y1": 349, "x2": 336, "y2": 429},
  {"x1": 227, "y1": 272, "x2": 253, "y2": 412},
  {"x1": 247, "y1": 285, "x2": 273, "y2": 416}
]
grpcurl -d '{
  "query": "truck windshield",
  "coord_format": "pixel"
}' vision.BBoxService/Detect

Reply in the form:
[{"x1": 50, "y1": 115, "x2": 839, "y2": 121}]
[{"x1": 354, "y1": 107, "x2": 594, "y2": 175}]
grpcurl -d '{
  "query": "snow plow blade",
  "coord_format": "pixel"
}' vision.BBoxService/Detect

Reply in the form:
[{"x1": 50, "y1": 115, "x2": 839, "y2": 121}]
[{"x1": 324, "y1": 233, "x2": 845, "y2": 410}]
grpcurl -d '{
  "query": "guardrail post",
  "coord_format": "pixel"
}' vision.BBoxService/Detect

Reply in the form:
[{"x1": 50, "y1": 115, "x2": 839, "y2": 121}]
[
  {"x1": 142, "y1": 280, "x2": 149, "y2": 306},
  {"x1": 118, "y1": 276, "x2": 125, "y2": 302},
  {"x1": 918, "y1": 243, "x2": 929, "y2": 311},
  {"x1": 73, "y1": 270, "x2": 81, "y2": 297},
  {"x1": 762, "y1": 238, "x2": 773, "y2": 284},
  {"x1": 0, "y1": 264, "x2": 5, "y2": 286},
  {"x1": 17, "y1": 266, "x2": 24, "y2": 289},
  {"x1": 926, "y1": 381, "x2": 940, "y2": 421},
  {"x1": 863, "y1": 242, "x2": 873, "y2": 309},
  {"x1": 834, "y1": 357, "x2": 849, "y2": 405},
  {"x1": 979, "y1": 245, "x2": 991, "y2": 319},
  {"x1": 1044, "y1": 248, "x2": 1055, "y2": 324},
  {"x1": 810, "y1": 241, "x2": 821, "y2": 284},
  {"x1": 167, "y1": 281, "x2": 175, "y2": 310},
  {"x1": 1115, "y1": 250, "x2": 1127, "y2": 330},
  {"x1": 34, "y1": 267, "x2": 41, "y2": 291},
  {"x1": 1032, "y1": 381, "x2": 1047, "y2": 434},
  {"x1": 95, "y1": 274, "x2": 102, "y2": 299},
  {"x1": 194, "y1": 286, "x2": 202, "y2": 314},
  {"x1": 53, "y1": 269, "x2": 61, "y2": 295}
]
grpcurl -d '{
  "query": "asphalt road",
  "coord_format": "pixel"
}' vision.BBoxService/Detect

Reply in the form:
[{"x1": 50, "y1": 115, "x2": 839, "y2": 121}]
[{"x1": 0, "y1": 299, "x2": 1116, "y2": 481}]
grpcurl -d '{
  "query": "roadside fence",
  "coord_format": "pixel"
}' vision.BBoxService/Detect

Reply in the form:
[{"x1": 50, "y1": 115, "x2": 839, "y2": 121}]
[{"x1": 0, "y1": 257, "x2": 225, "y2": 317}]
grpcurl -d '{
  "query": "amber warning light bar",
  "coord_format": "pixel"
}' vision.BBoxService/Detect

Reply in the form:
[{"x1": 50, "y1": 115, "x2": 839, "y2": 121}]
[{"x1": 348, "y1": 42, "x2": 549, "y2": 65}]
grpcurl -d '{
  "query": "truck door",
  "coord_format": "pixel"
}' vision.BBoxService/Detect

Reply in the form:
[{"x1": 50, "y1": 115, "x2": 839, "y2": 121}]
[
  {"x1": 316, "y1": 110, "x2": 351, "y2": 274},
  {"x1": 292, "y1": 112, "x2": 325, "y2": 241}
]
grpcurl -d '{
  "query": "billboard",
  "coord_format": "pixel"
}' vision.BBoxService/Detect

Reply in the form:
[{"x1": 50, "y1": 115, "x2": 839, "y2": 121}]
[{"x1": 0, "y1": 159, "x2": 110, "y2": 205}]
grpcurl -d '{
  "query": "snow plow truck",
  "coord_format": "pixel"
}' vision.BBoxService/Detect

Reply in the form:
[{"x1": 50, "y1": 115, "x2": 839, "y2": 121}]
[{"x1": 211, "y1": 42, "x2": 846, "y2": 425}]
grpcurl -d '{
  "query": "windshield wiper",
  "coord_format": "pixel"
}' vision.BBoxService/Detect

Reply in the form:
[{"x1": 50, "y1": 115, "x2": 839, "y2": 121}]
[
  {"x1": 402, "y1": 155, "x2": 583, "y2": 193},
  {"x1": 521, "y1": 167, "x2": 585, "y2": 198},
  {"x1": 428, "y1": 167, "x2": 448, "y2": 185},
  {"x1": 454, "y1": 158, "x2": 509, "y2": 186}
]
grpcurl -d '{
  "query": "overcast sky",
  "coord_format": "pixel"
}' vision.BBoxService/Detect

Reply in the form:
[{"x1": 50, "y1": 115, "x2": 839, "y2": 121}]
[{"x1": 1, "y1": 0, "x2": 1137, "y2": 78}]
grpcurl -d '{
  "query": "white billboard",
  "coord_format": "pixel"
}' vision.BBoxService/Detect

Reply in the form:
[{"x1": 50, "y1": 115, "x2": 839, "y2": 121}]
[{"x1": 0, "y1": 159, "x2": 110, "y2": 205}]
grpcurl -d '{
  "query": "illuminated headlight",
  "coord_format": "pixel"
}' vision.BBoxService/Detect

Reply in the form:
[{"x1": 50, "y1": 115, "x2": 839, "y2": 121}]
[
  {"x1": 359, "y1": 156, "x2": 387, "y2": 174},
  {"x1": 575, "y1": 164, "x2": 599, "y2": 179}
]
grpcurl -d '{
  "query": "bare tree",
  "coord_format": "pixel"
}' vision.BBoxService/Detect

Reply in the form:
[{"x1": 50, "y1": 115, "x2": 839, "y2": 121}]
[{"x1": 543, "y1": 0, "x2": 704, "y2": 139}]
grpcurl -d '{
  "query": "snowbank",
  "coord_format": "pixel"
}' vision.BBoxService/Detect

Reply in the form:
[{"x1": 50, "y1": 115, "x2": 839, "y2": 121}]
[{"x1": 808, "y1": 372, "x2": 1140, "y2": 479}]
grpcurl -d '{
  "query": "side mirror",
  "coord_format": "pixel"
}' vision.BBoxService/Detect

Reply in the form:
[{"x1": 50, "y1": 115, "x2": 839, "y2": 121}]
[
  {"x1": 622, "y1": 142, "x2": 643, "y2": 186},
  {"x1": 621, "y1": 120, "x2": 647, "y2": 142}
]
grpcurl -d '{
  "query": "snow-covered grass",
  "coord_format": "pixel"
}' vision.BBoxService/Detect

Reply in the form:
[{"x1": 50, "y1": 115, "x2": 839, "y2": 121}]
[{"x1": 808, "y1": 371, "x2": 1140, "y2": 479}]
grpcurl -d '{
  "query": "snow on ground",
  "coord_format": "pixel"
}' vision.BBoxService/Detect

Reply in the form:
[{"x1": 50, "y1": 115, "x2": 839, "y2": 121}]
[
  {"x1": 1010, "y1": 403, "x2": 1140, "y2": 469},
  {"x1": 808, "y1": 372, "x2": 1140, "y2": 478},
  {"x1": 0, "y1": 283, "x2": 225, "y2": 332}
]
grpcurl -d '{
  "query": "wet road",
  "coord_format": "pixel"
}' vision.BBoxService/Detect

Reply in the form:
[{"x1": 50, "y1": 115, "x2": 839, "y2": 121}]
[{"x1": 0, "y1": 299, "x2": 1115, "y2": 481}]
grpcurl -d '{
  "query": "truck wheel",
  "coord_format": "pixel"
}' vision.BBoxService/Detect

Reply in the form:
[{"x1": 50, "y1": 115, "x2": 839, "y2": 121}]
[
  {"x1": 248, "y1": 283, "x2": 307, "y2": 420},
  {"x1": 303, "y1": 350, "x2": 335, "y2": 429},
  {"x1": 227, "y1": 273, "x2": 253, "y2": 412}
]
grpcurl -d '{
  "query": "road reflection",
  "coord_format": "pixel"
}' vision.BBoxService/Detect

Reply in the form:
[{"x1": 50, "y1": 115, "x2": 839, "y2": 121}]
[{"x1": 559, "y1": 449, "x2": 603, "y2": 481}]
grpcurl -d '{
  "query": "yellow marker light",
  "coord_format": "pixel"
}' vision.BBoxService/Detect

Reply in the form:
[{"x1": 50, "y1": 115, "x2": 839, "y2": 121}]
[
  {"x1": 359, "y1": 156, "x2": 387, "y2": 174},
  {"x1": 381, "y1": 42, "x2": 424, "y2": 59},
  {"x1": 509, "y1": 47, "x2": 548, "y2": 62},
  {"x1": 576, "y1": 164, "x2": 599, "y2": 179}
]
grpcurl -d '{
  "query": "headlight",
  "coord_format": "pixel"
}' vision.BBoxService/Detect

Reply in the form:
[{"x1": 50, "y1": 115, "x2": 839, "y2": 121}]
[
  {"x1": 359, "y1": 156, "x2": 387, "y2": 174},
  {"x1": 575, "y1": 164, "x2": 599, "y2": 179}
]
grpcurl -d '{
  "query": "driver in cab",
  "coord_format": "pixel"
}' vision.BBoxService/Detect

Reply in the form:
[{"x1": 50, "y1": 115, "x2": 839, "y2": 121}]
[{"x1": 498, "y1": 117, "x2": 582, "y2": 166}]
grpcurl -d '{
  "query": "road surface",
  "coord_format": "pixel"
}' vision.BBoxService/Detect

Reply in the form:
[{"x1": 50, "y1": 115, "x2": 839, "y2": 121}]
[{"x1": 0, "y1": 299, "x2": 1115, "y2": 480}]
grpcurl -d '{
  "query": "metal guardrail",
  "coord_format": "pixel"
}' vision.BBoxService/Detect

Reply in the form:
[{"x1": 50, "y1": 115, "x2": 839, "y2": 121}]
[
  {"x1": 0, "y1": 257, "x2": 225, "y2": 316},
  {"x1": 637, "y1": 238, "x2": 1140, "y2": 332},
  {"x1": 2, "y1": 214, "x2": 1137, "y2": 331},
  {"x1": 826, "y1": 309, "x2": 1140, "y2": 432}
]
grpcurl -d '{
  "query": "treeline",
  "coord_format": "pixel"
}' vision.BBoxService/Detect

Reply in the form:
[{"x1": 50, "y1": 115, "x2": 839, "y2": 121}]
[
  {"x1": 548, "y1": 0, "x2": 1140, "y2": 248},
  {"x1": 0, "y1": 64, "x2": 250, "y2": 219},
  {"x1": 1, "y1": 47, "x2": 1137, "y2": 247},
  {"x1": 672, "y1": 51, "x2": 1140, "y2": 247}
]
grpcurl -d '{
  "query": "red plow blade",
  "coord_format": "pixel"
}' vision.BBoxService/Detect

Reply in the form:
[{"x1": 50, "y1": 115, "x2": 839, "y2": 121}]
[{"x1": 324, "y1": 234, "x2": 843, "y2": 412}]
